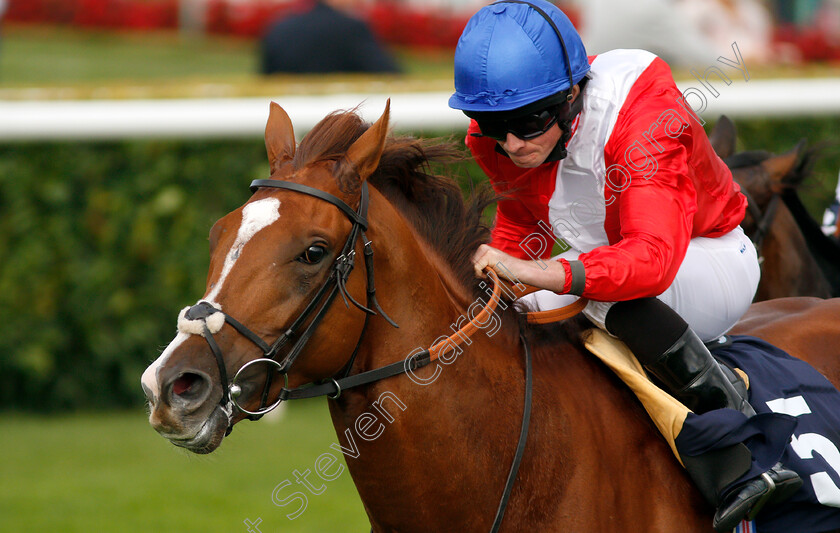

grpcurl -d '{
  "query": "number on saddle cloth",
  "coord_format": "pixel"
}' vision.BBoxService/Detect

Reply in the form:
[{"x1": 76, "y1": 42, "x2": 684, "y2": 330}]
[{"x1": 683, "y1": 336, "x2": 840, "y2": 533}]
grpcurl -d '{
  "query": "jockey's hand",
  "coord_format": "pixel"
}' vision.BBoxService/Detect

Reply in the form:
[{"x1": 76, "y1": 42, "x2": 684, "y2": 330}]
[{"x1": 472, "y1": 244, "x2": 566, "y2": 293}]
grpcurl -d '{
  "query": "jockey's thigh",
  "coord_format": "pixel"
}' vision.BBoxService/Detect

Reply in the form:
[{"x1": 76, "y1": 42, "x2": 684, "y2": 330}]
[{"x1": 585, "y1": 226, "x2": 760, "y2": 342}]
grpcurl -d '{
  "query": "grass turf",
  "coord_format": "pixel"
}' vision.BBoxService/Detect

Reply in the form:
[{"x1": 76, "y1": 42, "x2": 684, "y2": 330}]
[{"x1": 0, "y1": 401, "x2": 369, "y2": 532}]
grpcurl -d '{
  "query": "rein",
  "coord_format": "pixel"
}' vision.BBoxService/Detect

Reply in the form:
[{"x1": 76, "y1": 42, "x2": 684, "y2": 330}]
[
  {"x1": 183, "y1": 177, "x2": 584, "y2": 532},
  {"x1": 740, "y1": 186, "x2": 781, "y2": 264}
]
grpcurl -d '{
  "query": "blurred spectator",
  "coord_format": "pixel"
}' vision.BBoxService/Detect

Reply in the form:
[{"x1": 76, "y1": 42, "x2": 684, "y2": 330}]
[
  {"x1": 773, "y1": 0, "x2": 840, "y2": 62},
  {"x1": 260, "y1": 0, "x2": 401, "y2": 74},
  {"x1": 679, "y1": 0, "x2": 774, "y2": 65},
  {"x1": 579, "y1": 0, "x2": 773, "y2": 67},
  {"x1": 0, "y1": 0, "x2": 6, "y2": 69},
  {"x1": 580, "y1": 0, "x2": 717, "y2": 67},
  {"x1": 774, "y1": 0, "x2": 821, "y2": 24}
]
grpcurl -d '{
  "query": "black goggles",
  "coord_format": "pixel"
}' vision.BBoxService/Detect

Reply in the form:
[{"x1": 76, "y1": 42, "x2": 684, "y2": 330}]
[{"x1": 471, "y1": 107, "x2": 561, "y2": 142}]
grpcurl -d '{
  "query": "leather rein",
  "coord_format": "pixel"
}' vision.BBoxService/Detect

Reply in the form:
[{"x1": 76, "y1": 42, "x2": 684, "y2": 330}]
[
  {"x1": 182, "y1": 177, "x2": 584, "y2": 532},
  {"x1": 739, "y1": 186, "x2": 781, "y2": 264}
]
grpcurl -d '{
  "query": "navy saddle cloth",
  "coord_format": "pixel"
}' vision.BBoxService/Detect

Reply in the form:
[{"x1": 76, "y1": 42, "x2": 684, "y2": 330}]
[{"x1": 674, "y1": 335, "x2": 840, "y2": 533}]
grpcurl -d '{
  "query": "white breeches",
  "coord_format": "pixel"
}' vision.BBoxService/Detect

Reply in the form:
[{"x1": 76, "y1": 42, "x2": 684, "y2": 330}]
[{"x1": 519, "y1": 226, "x2": 760, "y2": 342}]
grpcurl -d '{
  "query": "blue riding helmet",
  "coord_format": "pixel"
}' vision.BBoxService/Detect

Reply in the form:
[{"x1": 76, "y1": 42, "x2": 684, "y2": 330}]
[{"x1": 449, "y1": 0, "x2": 590, "y2": 113}]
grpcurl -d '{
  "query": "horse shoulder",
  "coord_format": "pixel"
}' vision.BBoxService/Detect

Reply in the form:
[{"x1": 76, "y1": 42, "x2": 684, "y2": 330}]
[{"x1": 522, "y1": 335, "x2": 711, "y2": 529}]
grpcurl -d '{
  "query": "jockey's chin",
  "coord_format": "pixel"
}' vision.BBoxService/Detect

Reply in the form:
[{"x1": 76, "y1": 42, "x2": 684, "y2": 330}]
[{"x1": 505, "y1": 149, "x2": 551, "y2": 168}]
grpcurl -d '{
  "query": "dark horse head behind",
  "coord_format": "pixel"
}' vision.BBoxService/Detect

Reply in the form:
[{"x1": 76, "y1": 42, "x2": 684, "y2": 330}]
[{"x1": 709, "y1": 116, "x2": 840, "y2": 301}]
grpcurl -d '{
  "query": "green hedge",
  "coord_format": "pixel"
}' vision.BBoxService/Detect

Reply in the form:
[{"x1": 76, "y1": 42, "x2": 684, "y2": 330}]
[
  {"x1": 0, "y1": 117, "x2": 837, "y2": 411},
  {"x1": 0, "y1": 140, "x2": 267, "y2": 410}
]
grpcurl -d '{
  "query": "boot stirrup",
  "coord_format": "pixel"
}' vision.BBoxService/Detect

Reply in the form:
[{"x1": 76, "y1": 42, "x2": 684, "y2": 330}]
[{"x1": 747, "y1": 472, "x2": 776, "y2": 520}]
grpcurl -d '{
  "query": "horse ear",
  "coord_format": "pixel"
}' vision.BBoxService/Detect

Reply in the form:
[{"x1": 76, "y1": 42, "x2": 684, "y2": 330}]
[
  {"x1": 709, "y1": 116, "x2": 737, "y2": 160},
  {"x1": 344, "y1": 99, "x2": 390, "y2": 183},
  {"x1": 761, "y1": 139, "x2": 806, "y2": 191},
  {"x1": 265, "y1": 102, "x2": 296, "y2": 175}
]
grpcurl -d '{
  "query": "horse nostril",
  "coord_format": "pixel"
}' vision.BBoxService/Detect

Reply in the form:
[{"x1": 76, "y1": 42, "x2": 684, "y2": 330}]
[
  {"x1": 171, "y1": 372, "x2": 205, "y2": 400},
  {"x1": 163, "y1": 370, "x2": 213, "y2": 411}
]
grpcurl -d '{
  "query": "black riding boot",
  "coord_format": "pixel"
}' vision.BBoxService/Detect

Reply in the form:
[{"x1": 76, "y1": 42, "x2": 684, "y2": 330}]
[
  {"x1": 646, "y1": 327, "x2": 755, "y2": 417},
  {"x1": 605, "y1": 299, "x2": 802, "y2": 532}
]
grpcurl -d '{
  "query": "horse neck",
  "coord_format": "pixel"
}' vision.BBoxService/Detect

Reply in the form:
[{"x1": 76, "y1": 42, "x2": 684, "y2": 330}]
[
  {"x1": 350, "y1": 185, "x2": 518, "y2": 371},
  {"x1": 325, "y1": 189, "x2": 530, "y2": 529},
  {"x1": 758, "y1": 205, "x2": 832, "y2": 300},
  {"x1": 321, "y1": 191, "x2": 707, "y2": 529}
]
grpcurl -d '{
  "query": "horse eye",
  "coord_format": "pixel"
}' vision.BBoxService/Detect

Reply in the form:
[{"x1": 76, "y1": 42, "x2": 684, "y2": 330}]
[{"x1": 299, "y1": 244, "x2": 327, "y2": 265}]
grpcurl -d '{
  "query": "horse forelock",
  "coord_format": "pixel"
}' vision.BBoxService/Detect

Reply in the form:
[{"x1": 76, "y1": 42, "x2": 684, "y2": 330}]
[
  {"x1": 293, "y1": 110, "x2": 367, "y2": 194},
  {"x1": 295, "y1": 111, "x2": 367, "y2": 167}
]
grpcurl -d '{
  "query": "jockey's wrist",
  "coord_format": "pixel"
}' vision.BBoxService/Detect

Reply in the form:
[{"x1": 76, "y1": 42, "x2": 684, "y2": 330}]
[{"x1": 512, "y1": 258, "x2": 566, "y2": 293}]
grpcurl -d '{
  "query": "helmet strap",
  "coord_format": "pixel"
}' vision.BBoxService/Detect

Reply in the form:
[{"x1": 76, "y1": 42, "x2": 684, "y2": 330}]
[
  {"x1": 544, "y1": 121, "x2": 572, "y2": 162},
  {"x1": 545, "y1": 75, "x2": 588, "y2": 162}
]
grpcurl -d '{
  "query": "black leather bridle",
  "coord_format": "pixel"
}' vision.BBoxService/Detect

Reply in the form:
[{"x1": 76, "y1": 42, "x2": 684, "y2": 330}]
[
  {"x1": 740, "y1": 187, "x2": 781, "y2": 264},
  {"x1": 183, "y1": 179, "x2": 400, "y2": 432},
  {"x1": 181, "y1": 176, "x2": 533, "y2": 533}
]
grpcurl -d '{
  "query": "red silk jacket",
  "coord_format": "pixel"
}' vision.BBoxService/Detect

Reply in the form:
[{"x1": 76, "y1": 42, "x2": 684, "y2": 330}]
[{"x1": 466, "y1": 50, "x2": 746, "y2": 301}]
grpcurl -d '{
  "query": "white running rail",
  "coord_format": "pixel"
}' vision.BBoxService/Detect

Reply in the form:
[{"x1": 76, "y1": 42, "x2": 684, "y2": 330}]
[{"x1": 1, "y1": 78, "x2": 839, "y2": 141}]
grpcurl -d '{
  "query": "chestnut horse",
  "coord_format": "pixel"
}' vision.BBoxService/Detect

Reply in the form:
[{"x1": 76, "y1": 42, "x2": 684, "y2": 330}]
[
  {"x1": 142, "y1": 103, "x2": 840, "y2": 532},
  {"x1": 709, "y1": 116, "x2": 840, "y2": 301}
]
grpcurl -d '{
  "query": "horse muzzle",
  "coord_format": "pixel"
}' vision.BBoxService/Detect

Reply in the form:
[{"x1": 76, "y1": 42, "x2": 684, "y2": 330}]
[
  {"x1": 163, "y1": 405, "x2": 231, "y2": 454},
  {"x1": 143, "y1": 363, "x2": 233, "y2": 454}
]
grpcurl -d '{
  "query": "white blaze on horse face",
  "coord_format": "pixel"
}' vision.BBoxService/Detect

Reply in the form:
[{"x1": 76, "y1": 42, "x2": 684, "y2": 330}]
[
  {"x1": 142, "y1": 332, "x2": 189, "y2": 403},
  {"x1": 205, "y1": 197, "x2": 282, "y2": 304},
  {"x1": 140, "y1": 198, "x2": 282, "y2": 402}
]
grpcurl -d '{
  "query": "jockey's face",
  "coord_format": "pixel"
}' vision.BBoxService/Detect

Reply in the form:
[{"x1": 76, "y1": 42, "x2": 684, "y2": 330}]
[
  {"x1": 499, "y1": 123, "x2": 564, "y2": 168},
  {"x1": 496, "y1": 84, "x2": 580, "y2": 168}
]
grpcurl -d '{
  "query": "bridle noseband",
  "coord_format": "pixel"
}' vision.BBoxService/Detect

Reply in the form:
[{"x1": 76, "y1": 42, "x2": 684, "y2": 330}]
[{"x1": 183, "y1": 179, "x2": 397, "y2": 432}]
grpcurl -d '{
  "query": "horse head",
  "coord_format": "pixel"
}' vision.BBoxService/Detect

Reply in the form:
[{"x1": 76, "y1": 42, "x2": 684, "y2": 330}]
[
  {"x1": 710, "y1": 116, "x2": 810, "y2": 227},
  {"x1": 709, "y1": 116, "x2": 833, "y2": 300},
  {"x1": 141, "y1": 101, "x2": 394, "y2": 453}
]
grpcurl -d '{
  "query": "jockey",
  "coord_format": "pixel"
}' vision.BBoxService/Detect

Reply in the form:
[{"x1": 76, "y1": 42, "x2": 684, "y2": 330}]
[{"x1": 449, "y1": 1, "x2": 800, "y2": 530}]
